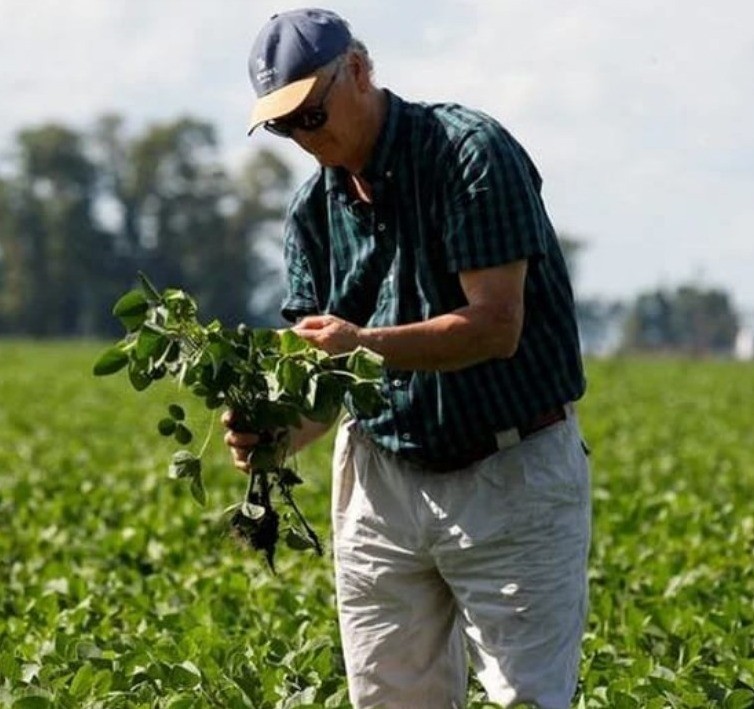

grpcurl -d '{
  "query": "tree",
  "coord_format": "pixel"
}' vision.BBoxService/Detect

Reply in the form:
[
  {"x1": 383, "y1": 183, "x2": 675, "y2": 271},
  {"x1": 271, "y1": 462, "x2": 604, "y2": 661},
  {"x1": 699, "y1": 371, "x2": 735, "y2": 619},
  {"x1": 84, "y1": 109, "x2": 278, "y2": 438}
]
[
  {"x1": 0, "y1": 124, "x2": 109, "y2": 335},
  {"x1": 0, "y1": 114, "x2": 296, "y2": 336},
  {"x1": 621, "y1": 285, "x2": 739, "y2": 355},
  {"x1": 92, "y1": 117, "x2": 293, "y2": 327},
  {"x1": 228, "y1": 148, "x2": 293, "y2": 325}
]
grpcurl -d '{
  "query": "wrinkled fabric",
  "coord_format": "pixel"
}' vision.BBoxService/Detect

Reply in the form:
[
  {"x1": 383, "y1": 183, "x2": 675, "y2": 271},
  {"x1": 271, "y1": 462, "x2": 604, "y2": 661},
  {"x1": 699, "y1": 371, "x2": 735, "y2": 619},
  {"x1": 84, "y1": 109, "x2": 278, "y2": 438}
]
[{"x1": 331, "y1": 411, "x2": 591, "y2": 709}]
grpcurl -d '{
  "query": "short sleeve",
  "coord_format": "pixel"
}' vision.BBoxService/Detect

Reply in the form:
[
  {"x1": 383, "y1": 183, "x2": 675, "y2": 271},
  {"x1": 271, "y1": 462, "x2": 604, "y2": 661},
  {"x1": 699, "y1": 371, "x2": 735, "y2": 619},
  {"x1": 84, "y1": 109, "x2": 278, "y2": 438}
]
[
  {"x1": 280, "y1": 213, "x2": 319, "y2": 323},
  {"x1": 442, "y1": 125, "x2": 550, "y2": 272}
]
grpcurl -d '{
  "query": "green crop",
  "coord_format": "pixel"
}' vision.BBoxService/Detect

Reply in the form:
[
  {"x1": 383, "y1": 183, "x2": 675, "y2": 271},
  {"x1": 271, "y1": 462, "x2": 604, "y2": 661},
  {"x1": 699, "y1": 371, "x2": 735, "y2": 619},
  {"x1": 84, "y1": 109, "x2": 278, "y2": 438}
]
[
  {"x1": 93, "y1": 273, "x2": 385, "y2": 571},
  {"x1": 3, "y1": 344, "x2": 754, "y2": 706}
]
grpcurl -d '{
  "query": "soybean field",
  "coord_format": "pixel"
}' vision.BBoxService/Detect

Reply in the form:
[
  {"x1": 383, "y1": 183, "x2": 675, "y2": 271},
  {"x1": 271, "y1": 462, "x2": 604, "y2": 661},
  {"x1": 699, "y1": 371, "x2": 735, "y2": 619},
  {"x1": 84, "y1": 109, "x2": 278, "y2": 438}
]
[{"x1": 1, "y1": 341, "x2": 753, "y2": 708}]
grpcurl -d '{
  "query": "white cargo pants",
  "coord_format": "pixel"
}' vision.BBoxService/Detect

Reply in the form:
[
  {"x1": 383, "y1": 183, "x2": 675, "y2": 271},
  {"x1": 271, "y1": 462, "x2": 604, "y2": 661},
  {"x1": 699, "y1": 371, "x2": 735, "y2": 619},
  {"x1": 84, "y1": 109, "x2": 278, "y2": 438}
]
[{"x1": 331, "y1": 409, "x2": 591, "y2": 709}]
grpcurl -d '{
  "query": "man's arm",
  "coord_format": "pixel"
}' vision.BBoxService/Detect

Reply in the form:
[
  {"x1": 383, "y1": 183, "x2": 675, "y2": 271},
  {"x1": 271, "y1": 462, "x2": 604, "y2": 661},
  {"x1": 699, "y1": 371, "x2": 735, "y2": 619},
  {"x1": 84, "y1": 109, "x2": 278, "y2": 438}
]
[{"x1": 293, "y1": 259, "x2": 527, "y2": 371}]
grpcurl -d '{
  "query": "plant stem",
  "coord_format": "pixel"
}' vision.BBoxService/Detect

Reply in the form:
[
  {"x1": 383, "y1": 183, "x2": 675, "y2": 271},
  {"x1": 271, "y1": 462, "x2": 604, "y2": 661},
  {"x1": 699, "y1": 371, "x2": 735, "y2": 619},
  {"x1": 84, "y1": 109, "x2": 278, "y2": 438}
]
[
  {"x1": 281, "y1": 485, "x2": 323, "y2": 556},
  {"x1": 198, "y1": 410, "x2": 218, "y2": 458}
]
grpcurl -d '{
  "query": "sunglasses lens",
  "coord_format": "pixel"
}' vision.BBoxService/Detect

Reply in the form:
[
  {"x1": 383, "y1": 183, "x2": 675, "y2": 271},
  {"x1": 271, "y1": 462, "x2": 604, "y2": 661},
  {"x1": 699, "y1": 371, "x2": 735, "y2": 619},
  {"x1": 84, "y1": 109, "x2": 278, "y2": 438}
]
[
  {"x1": 264, "y1": 108, "x2": 328, "y2": 137},
  {"x1": 264, "y1": 120, "x2": 294, "y2": 138}
]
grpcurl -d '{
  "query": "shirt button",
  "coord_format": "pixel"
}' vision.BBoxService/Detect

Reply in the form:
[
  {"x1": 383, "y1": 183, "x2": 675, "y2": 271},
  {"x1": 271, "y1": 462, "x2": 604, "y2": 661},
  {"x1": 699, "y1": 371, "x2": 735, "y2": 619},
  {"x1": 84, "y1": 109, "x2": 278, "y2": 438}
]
[
  {"x1": 401, "y1": 433, "x2": 411, "y2": 441},
  {"x1": 392, "y1": 379, "x2": 403, "y2": 388},
  {"x1": 377, "y1": 223, "x2": 386, "y2": 232},
  {"x1": 385, "y1": 170, "x2": 393, "y2": 179}
]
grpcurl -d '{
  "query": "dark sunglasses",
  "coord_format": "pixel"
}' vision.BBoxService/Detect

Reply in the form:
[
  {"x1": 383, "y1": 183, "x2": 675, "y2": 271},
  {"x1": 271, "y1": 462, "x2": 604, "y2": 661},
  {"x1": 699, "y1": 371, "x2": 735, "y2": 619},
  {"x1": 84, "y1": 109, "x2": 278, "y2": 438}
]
[{"x1": 264, "y1": 63, "x2": 341, "y2": 138}]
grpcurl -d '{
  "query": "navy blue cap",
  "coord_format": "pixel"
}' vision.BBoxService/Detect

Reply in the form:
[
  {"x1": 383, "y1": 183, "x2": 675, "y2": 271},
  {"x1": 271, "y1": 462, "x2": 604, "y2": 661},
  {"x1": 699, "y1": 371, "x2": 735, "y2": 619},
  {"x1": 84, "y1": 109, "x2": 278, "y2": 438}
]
[{"x1": 247, "y1": 8, "x2": 352, "y2": 134}]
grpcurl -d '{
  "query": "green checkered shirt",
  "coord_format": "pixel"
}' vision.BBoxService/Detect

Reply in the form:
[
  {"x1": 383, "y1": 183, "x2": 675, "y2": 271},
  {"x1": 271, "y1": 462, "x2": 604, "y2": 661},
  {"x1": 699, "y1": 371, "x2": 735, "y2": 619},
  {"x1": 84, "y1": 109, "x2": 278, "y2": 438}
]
[{"x1": 281, "y1": 90, "x2": 586, "y2": 467}]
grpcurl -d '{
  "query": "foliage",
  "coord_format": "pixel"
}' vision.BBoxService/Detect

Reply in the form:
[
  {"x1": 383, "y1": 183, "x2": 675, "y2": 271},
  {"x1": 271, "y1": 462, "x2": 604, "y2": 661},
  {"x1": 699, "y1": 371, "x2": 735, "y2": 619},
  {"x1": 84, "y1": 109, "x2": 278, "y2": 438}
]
[
  {"x1": 2, "y1": 344, "x2": 754, "y2": 707},
  {"x1": 622, "y1": 286, "x2": 739, "y2": 354},
  {"x1": 93, "y1": 273, "x2": 385, "y2": 571},
  {"x1": 0, "y1": 116, "x2": 294, "y2": 337}
]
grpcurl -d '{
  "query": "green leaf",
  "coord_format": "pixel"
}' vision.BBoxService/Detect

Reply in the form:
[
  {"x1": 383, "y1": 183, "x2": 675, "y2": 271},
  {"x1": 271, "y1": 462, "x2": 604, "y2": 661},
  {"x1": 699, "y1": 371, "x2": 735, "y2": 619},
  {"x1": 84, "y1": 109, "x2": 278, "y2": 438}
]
[
  {"x1": 281, "y1": 686, "x2": 318, "y2": 707},
  {"x1": 174, "y1": 423, "x2": 193, "y2": 445},
  {"x1": 92, "y1": 346, "x2": 129, "y2": 376},
  {"x1": 12, "y1": 698, "x2": 54, "y2": 709},
  {"x1": 0, "y1": 652, "x2": 19, "y2": 682},
  {"x1": 190, "y1": 472, "x2": 207, "y2": 506},
  {"x1": 279, "y1": 329, "x2": 310, "y2": 354},
  {"x1": 135, "y1": 323, "x2": 168, "y2": 361},
  {"x1": 254, "y1": 400, "x2": 302, "y2": 429},
  {"x1": 112, "y1": 289, "x2": 149, "y2": 332},
  {"x1": 285, "y1": 528, "x2": 317, "y2": 551},
  {"x1": 128, "y1": 363, "x2": 152, "y2": 391},
  {"x1": 169, "y1": 662, "x2": 201, "y2": 689},
  {"x1": 137, "y1": 271, "x2": 162, "y2": 301},
  {"x1": 92, "y1": 669, "x2": 113, "y2": 695},
  {"x1": 113, "y1": 289, "x2": 148, "y2": 317},
  {"x1": 305, "y1": 374, "x2": 345, "y2": 424},
  {"x1": 725, "y1": 690, "x2": 754, "y2": 709},
  {"x1": 205, "y1": 393, "x2": 224, "y2": 410},
  {"x1": 346, "y1": 346, "x2": 384, "y2": 380},
  {"x1": 276, "y1": 357, "x2": 309, "y2": 397},
  {"x1": 163, "y1": 289, "x2": 198, "y2": 318},
  {"x1": 158, "y1": 418, "x2": 177, "y2": 436},
  {"x1": 349, "y1": 381, "x2": 385, "y2": 418},
  {"x1": 70, "y1": 662, "x2": 95, "y2": 699},
  {"x1": 168, "y1": 450, "x2": 201, "y2": 480},
  {"x1": 168, "y1": 404, "x2": 185, "y2": 421},
  {"x1": 252, "y1": 328, "x2": 281, "y2": 351}
]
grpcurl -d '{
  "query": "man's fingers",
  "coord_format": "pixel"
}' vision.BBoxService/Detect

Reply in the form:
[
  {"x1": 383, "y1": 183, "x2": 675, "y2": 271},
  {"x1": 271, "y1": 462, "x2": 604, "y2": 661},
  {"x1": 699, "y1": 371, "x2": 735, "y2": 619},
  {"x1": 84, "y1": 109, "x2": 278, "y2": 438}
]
[
  {"x1": 294, "y1": 315, "x2": 328, "y2": 331},
  {"x1": 232, "y1": 456, "x2": 251, "y2": 473},
  {"x1": 224, "y1": 430, "x2": 259, "y2": 447}
]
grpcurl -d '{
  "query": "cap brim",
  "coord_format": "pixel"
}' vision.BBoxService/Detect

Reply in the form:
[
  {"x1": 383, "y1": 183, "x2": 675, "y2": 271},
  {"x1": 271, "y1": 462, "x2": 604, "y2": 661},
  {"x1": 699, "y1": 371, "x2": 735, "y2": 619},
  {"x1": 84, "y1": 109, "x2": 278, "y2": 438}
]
[{"x1": 247, "y1": 75, "x2": 318, "y2": 135}]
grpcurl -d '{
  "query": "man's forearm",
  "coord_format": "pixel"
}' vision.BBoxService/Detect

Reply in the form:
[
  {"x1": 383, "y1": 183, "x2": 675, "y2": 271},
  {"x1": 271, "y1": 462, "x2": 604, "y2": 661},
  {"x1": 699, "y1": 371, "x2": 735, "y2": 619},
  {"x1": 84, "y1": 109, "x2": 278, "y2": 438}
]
[
  {"x1": 288, "y1": 415, "x2": 337, "y2": 455},
  {"x1": 357, "y1": 303, "x2": 522, "y2": 371},
  {"x1": 293, "y1": 262, "x2": 527, "y2": 372}
]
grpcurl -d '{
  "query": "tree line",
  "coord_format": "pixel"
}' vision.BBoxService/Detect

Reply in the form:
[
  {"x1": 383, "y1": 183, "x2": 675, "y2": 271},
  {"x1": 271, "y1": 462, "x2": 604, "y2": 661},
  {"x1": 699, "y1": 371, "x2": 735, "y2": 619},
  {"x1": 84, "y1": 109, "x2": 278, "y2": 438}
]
[
  {"x1": 0, "y1": 116, "x2": 293, "y2": 337},
  {"x1": 0, "y1": 115, "x2": 741, "y2": 354}
]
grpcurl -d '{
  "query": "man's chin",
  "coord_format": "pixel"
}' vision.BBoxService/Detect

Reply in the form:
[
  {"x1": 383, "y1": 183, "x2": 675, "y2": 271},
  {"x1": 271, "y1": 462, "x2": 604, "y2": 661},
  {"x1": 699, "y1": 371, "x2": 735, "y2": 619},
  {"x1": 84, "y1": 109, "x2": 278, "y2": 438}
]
[{"x1": 311, "y1": 154, "x2": 340, "y2": 168}]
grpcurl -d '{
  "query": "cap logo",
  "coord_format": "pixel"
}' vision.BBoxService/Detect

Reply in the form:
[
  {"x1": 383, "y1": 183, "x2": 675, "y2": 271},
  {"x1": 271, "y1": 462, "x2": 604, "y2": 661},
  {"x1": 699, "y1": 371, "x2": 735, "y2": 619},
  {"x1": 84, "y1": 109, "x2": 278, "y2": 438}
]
[{"x1": 255, "y1": 56, "x2": 278, "y2": 86}]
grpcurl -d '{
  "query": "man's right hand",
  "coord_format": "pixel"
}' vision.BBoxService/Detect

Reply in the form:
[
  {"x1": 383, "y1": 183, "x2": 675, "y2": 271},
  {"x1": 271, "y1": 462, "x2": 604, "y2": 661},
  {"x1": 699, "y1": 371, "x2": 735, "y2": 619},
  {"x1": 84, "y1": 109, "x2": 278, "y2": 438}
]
[
  {"x1": 221, "y1": 410, "x2": 260, "y2": 474},
  {"x1": 222, "y1": 408, "x2": 338, "y2": 474}
]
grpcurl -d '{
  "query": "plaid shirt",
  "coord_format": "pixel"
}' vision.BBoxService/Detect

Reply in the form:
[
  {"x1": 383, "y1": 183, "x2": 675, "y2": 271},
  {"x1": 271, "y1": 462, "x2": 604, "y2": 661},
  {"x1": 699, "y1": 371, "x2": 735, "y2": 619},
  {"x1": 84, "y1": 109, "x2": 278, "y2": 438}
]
[{"x1": 282, "y1": 91, "x2": 586, "y2": 467}]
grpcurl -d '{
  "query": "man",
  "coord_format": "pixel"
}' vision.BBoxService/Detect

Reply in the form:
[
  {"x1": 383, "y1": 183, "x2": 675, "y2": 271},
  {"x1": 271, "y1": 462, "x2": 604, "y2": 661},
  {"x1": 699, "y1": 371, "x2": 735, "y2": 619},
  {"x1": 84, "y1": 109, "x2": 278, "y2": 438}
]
[{"x1": 225, "y1": 8, "x2": 591, "y2": 709}]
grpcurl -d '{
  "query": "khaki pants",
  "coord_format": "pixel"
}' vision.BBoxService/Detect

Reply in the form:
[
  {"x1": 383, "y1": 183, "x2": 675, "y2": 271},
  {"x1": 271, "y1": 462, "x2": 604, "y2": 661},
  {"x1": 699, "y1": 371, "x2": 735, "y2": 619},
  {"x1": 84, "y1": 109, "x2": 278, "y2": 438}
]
[{"x1": 331, "y1": 410, "x2": 591, "y2": 709}]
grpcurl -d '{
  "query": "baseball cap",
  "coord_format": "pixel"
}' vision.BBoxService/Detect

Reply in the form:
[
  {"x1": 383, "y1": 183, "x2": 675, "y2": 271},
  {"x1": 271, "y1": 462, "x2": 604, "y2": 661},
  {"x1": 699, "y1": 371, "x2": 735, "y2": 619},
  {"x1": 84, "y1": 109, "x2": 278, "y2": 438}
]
[{"x1": 247, "y1": 8, "x2": 352, "y2": 135}]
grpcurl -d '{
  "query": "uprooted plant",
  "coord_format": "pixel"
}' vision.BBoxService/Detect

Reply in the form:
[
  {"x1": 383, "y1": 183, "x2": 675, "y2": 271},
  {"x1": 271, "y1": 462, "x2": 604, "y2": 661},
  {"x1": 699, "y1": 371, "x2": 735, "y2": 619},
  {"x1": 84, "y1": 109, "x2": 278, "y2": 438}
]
[{"x1": 93, "y1": 272, "x2": 385, "y2": 571}]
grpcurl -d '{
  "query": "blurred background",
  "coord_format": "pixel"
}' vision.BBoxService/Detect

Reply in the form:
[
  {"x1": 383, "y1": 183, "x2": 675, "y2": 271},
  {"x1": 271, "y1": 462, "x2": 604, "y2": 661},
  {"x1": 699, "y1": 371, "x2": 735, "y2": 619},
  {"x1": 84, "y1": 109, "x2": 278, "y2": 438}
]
[{"x1": 1, "y1": 0, "x2": 752, "y2": 357}]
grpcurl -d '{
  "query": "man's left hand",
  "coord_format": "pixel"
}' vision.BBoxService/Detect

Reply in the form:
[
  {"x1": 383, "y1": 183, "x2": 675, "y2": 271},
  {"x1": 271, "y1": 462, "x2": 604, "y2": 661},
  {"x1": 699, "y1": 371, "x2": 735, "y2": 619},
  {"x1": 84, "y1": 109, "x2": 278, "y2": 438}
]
[{"x1": 293, "y1": 314, "x2": 362, "y2": 354}]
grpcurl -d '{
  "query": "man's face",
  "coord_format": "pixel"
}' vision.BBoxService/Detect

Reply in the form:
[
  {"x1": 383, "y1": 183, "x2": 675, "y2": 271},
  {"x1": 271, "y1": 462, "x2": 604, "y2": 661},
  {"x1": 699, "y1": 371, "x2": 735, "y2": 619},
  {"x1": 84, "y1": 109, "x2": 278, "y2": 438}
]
[
  {"x1": 284, "y1": 55, "x2": 367, "y2": 170},
  {"x1": 268, "y1": 54, "x2": 369, "y2": 172}
]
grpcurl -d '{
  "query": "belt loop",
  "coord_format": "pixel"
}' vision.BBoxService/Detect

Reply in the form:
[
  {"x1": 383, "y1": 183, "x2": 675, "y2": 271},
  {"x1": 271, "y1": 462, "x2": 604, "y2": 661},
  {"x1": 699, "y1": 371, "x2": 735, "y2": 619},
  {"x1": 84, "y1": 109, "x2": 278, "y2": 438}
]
[{"x1": 494, "y1": 427, "x2": 521, "y2": 451}]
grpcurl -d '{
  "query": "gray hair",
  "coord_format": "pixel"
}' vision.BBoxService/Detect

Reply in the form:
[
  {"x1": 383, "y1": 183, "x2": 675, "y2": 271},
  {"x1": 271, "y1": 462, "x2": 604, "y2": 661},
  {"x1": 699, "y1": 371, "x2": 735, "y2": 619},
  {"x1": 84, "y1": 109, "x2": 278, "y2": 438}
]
[{"x1": 347, "y1": 37, "x2": 374, "y2": 74}]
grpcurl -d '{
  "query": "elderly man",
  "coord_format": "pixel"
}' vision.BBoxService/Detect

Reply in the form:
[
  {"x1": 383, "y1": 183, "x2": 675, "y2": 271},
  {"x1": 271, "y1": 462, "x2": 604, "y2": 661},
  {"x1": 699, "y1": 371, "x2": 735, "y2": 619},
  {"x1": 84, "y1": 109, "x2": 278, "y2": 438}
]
[{"x1": 225, "y1": 8, "x2": 591, "y2": 709}]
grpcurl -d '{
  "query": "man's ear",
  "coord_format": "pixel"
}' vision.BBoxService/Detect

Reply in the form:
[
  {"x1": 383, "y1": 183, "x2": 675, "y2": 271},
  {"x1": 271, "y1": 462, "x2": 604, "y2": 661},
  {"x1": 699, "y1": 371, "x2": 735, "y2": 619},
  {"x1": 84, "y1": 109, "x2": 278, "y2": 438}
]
[{"x1": 348, "y1": 52, "x2": 372, "y2": 93}]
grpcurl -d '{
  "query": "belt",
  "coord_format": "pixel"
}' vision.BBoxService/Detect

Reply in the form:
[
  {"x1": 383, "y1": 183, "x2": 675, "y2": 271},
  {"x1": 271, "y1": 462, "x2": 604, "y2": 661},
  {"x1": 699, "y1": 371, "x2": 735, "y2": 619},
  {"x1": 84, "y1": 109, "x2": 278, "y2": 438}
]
[{"x1": 400, "y1": 405, "x2": 569, "y2": 473}]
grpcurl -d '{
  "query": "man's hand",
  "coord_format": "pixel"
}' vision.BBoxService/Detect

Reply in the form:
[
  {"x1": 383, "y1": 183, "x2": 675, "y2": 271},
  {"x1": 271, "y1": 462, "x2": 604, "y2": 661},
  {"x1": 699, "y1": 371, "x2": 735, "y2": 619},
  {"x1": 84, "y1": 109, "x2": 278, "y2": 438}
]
[
  {"x1": 222, "y1": 409, "x2": 337, "y2": 473},
  {"x1": 222, "y1": 410, "x2": 262, "y2": 473},
  {"x1": 293, "y1": 314, "x2": 362, "y2": 354}
]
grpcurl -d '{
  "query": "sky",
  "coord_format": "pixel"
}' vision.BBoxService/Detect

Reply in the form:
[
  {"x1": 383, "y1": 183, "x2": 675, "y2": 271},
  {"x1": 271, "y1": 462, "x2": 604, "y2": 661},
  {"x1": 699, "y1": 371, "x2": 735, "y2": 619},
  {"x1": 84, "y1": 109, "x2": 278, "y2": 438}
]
[{"x1": 1, "y1": 0, "x2": 753, "y2": 314}]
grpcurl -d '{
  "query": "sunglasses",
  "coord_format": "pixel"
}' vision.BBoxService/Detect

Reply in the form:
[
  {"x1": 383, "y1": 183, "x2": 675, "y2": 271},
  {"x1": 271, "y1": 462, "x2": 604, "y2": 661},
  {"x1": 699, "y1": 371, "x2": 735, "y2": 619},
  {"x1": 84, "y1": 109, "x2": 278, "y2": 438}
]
[{"x1": 264, "y1": 62, "x2": 341, "y2": 138}]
